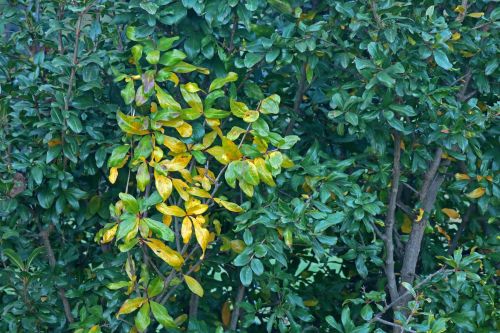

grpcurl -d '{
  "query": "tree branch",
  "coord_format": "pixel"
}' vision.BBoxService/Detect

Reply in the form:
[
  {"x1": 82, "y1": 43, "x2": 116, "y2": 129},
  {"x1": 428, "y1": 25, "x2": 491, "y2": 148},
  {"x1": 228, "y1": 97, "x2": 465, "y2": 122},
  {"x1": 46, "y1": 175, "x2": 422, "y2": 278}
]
[
  {"x1": 384, "y1": 132, "x2": 401, "y2": 303},
  {"x1": 229, "y1": 284, "x2": 246, "y2": 331},
  {"x1": 284, "y1": 62, "x2": 308, "y2": 136},
  {"x1": 40, "y1": 227, "x2": 74, "y2": 323}
]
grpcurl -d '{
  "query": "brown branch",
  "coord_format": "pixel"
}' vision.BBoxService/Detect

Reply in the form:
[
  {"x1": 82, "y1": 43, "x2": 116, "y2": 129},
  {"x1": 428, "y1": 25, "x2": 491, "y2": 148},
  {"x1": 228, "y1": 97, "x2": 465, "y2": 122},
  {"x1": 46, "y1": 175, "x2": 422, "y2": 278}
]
[
  {"x1": 229, "y1": 284, "x2": 246, "y2": 331},
  {"x1": 384, "y1": 132, "x2": 401, "y2": 303},
  {"x1": 40, "y1": 227, "x2": 74, "y2": 323},
  {"x1": 189, "y1": 293, "x2": 200, "y2": 321},
  {"x1": 284, "y1": 63, "x2": 308, "y2": 135}
]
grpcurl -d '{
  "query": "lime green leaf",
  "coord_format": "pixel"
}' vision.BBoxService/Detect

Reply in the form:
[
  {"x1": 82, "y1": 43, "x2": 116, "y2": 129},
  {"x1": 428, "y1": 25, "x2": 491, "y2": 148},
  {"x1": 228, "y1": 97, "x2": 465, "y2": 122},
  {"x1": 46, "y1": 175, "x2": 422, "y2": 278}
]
[
  {"x1": 209, "y1": 72, "x2": 238, "y2": 92},
  {"x1": 150, "y1": 301, "x2": 176, "y2": 328},
  {"x1": 260, "y1": 94, "x2": 280, "y2": 114},
  {"x1": 184, "y1": 275, "x2": 204, "y2": 297}
]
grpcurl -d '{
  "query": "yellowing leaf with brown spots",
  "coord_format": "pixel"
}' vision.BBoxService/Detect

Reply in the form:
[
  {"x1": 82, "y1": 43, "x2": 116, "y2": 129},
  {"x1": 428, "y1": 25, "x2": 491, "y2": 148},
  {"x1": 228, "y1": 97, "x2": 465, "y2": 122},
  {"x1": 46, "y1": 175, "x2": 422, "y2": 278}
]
[
  {"x1": 102, "y1": 224, "x2": 118, "y2": 244},
  {"x1": 163, "y1": 136, "x2": 187, "y2": 153},
  {"x1": 165, "y1": 153, "x2": 191, "y2": 171},
  {"x1": 155, "y1": 173, "x2": 172, "y2": 201},
  {"x1": 455, "y1": 173, "x2": 470, "y2": 181}
]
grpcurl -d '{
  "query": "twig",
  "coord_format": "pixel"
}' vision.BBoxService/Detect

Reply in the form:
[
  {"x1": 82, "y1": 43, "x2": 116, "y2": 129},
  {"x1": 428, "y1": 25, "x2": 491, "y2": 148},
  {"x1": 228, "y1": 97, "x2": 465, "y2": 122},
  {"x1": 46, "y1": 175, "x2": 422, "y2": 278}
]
[
  {"x1": 370, "y1": 0, "x2": 385, "y2": 28},
  {"x1": 455, "y1": 0, "x2": 468, "y2": 23},
  {"x1": 374, "y1": 317, "x2": 416, "y2": 333}
]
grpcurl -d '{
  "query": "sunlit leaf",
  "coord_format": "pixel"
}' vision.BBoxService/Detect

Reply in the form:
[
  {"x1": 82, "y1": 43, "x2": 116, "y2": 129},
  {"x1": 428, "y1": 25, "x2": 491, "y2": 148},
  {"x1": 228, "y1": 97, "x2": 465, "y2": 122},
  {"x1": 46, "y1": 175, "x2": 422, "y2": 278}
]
[
  {"x1": 184, "y1": 275, "x2": 204, "y2": 297},
  {"x1": 144, "y1": 238, "x2": 184, "y2": 269},
  {"x1": 117, "y1": 297, "x2": 146, "y2": 316}
]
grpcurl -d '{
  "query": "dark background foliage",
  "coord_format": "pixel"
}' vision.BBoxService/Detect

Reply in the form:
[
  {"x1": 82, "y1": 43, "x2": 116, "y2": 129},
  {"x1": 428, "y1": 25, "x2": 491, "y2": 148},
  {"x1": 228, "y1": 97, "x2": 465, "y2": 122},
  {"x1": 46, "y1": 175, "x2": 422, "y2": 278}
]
[{"x1": 0, "y1": 1, "x2": 498, "y2": 332}]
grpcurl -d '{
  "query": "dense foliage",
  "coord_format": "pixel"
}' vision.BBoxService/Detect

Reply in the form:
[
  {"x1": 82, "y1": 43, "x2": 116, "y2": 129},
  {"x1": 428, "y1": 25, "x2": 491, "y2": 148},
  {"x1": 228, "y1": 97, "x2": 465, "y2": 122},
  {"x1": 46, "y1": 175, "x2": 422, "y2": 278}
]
[{"x1": 0, "y1": 1, "x2": 498, "y2": 333}]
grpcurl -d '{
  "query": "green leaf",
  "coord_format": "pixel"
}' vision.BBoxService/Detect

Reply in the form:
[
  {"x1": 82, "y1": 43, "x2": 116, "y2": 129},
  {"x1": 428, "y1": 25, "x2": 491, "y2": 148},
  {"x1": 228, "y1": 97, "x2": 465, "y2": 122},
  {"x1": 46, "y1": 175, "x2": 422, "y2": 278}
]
[
  {"x1": 67, "y1": 114, "x2": 83, "y2": 133},
  {"x1": 144, "y1": 218, "x2": 174, "y2": 242},
  {"x1": 147, "y1": 276, "x2": 164, "y2": 298},
  {"x1": 117, "y1": 111, "x2": 149, "y2": 135},
  {"x1": 136, "y1": 162, "x2": 150, "y2": 192},
  {"x1": 204, "y1": 108, "x2": 231, "y2": 119},
  {"x1": 3, "y1": 249, "x2": 25, "y2": 270},
  {"x1": 131, "y1": 44, "x2": 143, "y2": 62},
  {"x1": 314, "y1": 212, "x2": 345, "y2": 233},
  {"x1": 108, "y1": 145, "x2": 130, "y2": 167},
  {"x1": 376, "y1": 70, "x2": 395, "y2": 88},
  {"x1": 158, "y1": 37, "x2": 179, "y2": 51},
  {"x1": 150, "y1": 301, "x2": 176, "y2": 328},
  {"x1": 360, "y1": 304, "x2": 373, "y2": 321},
  {"x1": 119, "y1": 193, "x2": 139, "y2": 213},
  {"x1": 244, "y1": 53, "x2": 264, "y2": 68},
  {"x1": 116, "y1": 215, "x2": 138, "y2": 242},
  {"x1": 209, "y1": 72, "x2": 238, "y2": 92},
  {"x1": 146, "y1": 49, "x2": 160, "y2": 65},
  {"x1": 240, "y1": 266, "x2": 253, "y2": 286},
  {"x1": 433, "y1": 49, "x2": 453, "y2": 70},
  {"x1": 159, "y1": 49, "x2": 187, "y2": 66},
  {"x1": 345, "y1": 112, "x2": 358, "y2": 126},
  {"x1": 250, "y1": 258, "x2": 264, "y2": 276},
  {"x1": 135, "y1": 302, "x2": 151, "y2": 332},
  {"x1": 260, "y1": 94, "x2": 280, "y2": 114},
  {"x1": 121, "y1": 81, "x2": 135, "y2": 105},
  {"x1": 31, "y1": 166, "x2": 43, "y2": 185},
  {"x1": 133, "y1": 136, "x2": 153, "y2": 161}
]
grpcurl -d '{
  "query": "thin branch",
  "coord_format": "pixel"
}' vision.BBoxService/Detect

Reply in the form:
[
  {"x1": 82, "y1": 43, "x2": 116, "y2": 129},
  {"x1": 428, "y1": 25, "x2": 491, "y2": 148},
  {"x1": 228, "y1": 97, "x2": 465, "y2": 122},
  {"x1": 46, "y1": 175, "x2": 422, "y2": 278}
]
[
  {"x1": 374, "y1": 317, "x2": 416, "y2": 333},
  {"x1": 40, "y1": 227, "x2": 74, "y2": 323},
  {"x1": 284, "y1": 63, "x2": 308, "y2": 136},
  {"x1": 229, "y1": 284, "x2": 246, "y2": 331},
  {"x1": 384, "y1": 132, "x2": 401, "y2": 303},
  {"x1": 372, "y1": 267, "x2": 448, "y2": 322},
  {"x1": 455, "y1": 0, "x2": 468, "y2": 23}
]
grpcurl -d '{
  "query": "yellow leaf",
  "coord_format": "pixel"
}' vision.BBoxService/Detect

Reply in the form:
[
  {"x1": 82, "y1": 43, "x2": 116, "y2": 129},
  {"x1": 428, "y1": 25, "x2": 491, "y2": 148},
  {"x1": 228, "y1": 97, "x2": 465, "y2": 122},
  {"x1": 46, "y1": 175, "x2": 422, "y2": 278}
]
[
  {"x1": 102, "y1": 224, "x2": 118, "y2": 244},
  {"x1": 109, "y1": 167, "x2": 118, "y2": 184},
  {"x1": 155, "y1": 173, "x2": 173, "y2": 201},
  {"x1": 222, "y1": 137, "x2": 242, "y2": 161},
  {"x1": 401, "y1": 215, "x2": 412, "y2": 234},
  {"x1": 163, "y1": 214, "x2": 172, "y2": 227},
  {"x1": 441, "y1": 208, "x2": 460, "y2": 219},
  {"x1": 202, "y1": 131, "x2": 218, "y2": 149},
  {"x1": 206, "y1": 146, "x2": 230, "y2": 165},
  {"x1": 416, "y1": 208, "x2": 425, "y2": 222},
  {"x1": 117, "y1": 297, "x2": 146, "y2": 316},
  {"x1": 454, "y1": 5, "x2": 465, "y2": 13},
  {"x1": 451, "y1": 32, "x2": 461, "y2": 41},
  {"x1": 455, "y1": 173, "x2": 470, "y2": 180},
  {"x1": 163, "y1": 135, "x2": 187, "y2": 153},
  {"x1": 176, "y1": 122, "x2": 192, "y2": 138},
  {"x1": 281, "y1": 154, "x2": 295, "y2": 168},
  {"x1": 466, "y1": 187, "x2": 485, "y2": 199},
  {"x1": 155, "y1": 84, "x2": 181, "y2": 111},
  {"x1": 253, "y1": 136, "x2": 268, "y2": 153},
  {"x1": 89, "y1": 325, "x2": 101, "y2": 333},
  {"x1": 183, "y1": 275, "x2": 204, "y2": 297},
  {"x1": 144, "y1": 238, "x2": 184, "y2": 269},
  {"x1": 254, "y1": 157, "x2": 275, "y2": 187},
  {"x1": 436, "y1": 225, "x2": 451, "y2": 242},
  {"x1": 181, "y1": 216, "x2": 193, "y2": 244},
  {"x1": 187, "y1": 187, "x2": 211, "y2": 199},
  {"x1": 165, "y1": 152, "x2": 192, "y2": 171},
  {"x1": 152, "y1": 146, "x2": 164, "y2": 162},
  {"x1": 468, "y1": 12, "x2": 484, "y2": 18},
  {"x1": 193, "y1": 220, "x2": 210, "y2": 258},
  {"x1": 187, "y1": 204, "x2": 208, "y2": 216},
  {"x1": 206, "y1": 118, "x2": 220, "y2": 128},
  {"x1": 214, "y1": 198, "x2": 244, "y2": 212},
  {"x1": 172, "y1": 178, "x2": 190, "y2": 201},
  {"x1": 178, "y1": 168, "x2": 193, "y2": 183},
  {"x1": 156, "y1": 204, "x2": 186, "y2": 217}
]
